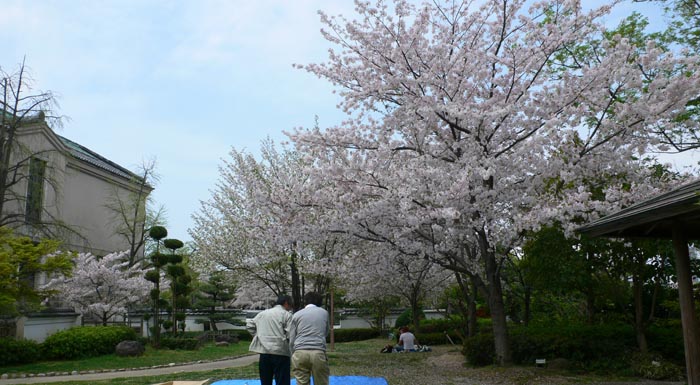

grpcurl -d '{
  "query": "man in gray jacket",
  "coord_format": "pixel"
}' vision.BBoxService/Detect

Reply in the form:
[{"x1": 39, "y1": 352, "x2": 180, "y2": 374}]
[
  {"x1": 289, "y1": 292, "x2": 330, "y2": 385},
  {"x1": 247, "y1": 295, "x2": 293, "y2": 385}
]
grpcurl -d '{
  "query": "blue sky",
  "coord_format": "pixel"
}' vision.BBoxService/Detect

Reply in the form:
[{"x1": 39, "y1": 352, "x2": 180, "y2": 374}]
[{"x1": 1, "y1": 0, "x2": 694, "y2": 242}]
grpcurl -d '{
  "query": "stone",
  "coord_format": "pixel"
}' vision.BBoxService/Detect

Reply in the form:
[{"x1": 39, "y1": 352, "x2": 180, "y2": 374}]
[
  {"x1": 1, "y1": 373, "x2": 7, "y2": 379},
  {"x1": 548, "y1": 358, "x2": 571, "y2": 370},
  {"x1": 115, "y1": 340, "x2": 145, "y2": 357},
  {"x1": 215, "y1": 341, "x2": 230, "y2": 347}
]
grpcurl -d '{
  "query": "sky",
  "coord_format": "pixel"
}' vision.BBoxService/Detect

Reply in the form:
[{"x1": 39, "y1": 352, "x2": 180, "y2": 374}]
[{"x1": 1, "y1": 0, "x2": 696, "y2": 242}]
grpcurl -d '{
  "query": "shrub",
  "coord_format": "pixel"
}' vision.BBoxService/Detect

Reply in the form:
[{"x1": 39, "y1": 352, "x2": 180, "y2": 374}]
[
  {"x1": 419, "y1": 317, "x2": 461, "y2": 333},
  {"x1": 457, "y1": 322, "x2": 687, "y2": 373},
  {"x1": 462, "y1": 333, "x2": 495, "y2": 366},
  {"x1": 630, "y1": 352, "x2": 685, "y2": 381},
  {"x1": 331, "y1": 328, "x2": 381, "y2": 342},
  {"x1": 415, "y1": 331, "x2": 462, "y2": 346},
  {"x1": 509, "y1": 324, "x2": 634, "y2": 367},
  {"x1": 42, "y1": 326, "x2": 137, "y2": 360},
  {"x1": 647, "y1": 325, "x2": 685, "y2": 364},
  {"x1": 159, "y1": 337, "x2": 200, "y2": 350},
  {"x1": 234, "y1": 331, "x2": 252, "y2": 341},
  {"x1": 0, "y1": 338, "x2": 41, "y2": 366},
  {"x1": 394, "y1": 309, "x2": 424, "y2": 328}
]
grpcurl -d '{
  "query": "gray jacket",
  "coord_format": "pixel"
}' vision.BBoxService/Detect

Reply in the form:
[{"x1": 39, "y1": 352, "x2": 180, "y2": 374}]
[
  {"x1": 247, "y1": 304, "x2": 293, "y2": 356},
  {"x1": 289, "y1": 304, "x2": 329, "y2": 352}
]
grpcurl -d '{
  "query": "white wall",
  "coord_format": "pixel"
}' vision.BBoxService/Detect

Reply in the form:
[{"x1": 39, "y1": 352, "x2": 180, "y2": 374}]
[{"x1": 19, "y1": 314, "x2": 80, "y2": 343}]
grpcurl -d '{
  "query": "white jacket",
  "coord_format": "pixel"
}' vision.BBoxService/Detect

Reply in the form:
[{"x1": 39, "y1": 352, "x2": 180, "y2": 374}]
[{"x1": 247, "y1": 305, "x2": 293, "y2": 356}]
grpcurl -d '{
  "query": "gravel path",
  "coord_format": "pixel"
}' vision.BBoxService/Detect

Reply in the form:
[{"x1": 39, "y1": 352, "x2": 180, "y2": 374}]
[{"x1": 0, "y1": 354, "x2": 258, "y2": 385}]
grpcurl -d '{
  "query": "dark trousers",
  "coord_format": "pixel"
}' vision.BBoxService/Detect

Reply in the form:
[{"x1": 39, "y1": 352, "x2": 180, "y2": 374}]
[{"x1": 259, "y1": 353, "x2": 291, "y2": 385}]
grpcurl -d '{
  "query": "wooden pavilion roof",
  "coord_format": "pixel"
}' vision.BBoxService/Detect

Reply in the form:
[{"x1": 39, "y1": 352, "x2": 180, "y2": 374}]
[{"x1": 577, "y1": 179, "x2": 700, "y2": 240}]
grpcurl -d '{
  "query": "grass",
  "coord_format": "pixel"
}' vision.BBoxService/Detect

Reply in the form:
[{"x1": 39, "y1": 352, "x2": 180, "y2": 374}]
[
  {"x1": 0, "y1": 341, "x2": 250, "y2": 374},
  {"x1": 1, "y1": 339, "x2": 668, "y2": 385}
]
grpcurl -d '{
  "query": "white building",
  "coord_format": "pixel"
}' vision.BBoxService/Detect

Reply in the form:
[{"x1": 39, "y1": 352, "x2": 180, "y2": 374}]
[{"x1": 1, "y1": 113, "x2": 152, "y2": 342}]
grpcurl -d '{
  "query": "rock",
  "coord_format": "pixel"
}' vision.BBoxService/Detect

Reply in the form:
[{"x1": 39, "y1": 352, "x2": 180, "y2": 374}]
[
  {"x1": 547, "y1": 358, "x2": 571, "y2": 370},
  {"x1": 1, "y1": 373, "x2": 7, "y2": 379},
  {"x1": 115, "y1": 340, "x2": 145, "y2": 357},
  {"x1": 216, "y1": 341, "x2": 230, "y2": 347},
  {"x1": 214, "y1": 334, "x2": 232, "y2": 343},
  {"x1": 71, "y1": 371, "x2": 78, "y2": 375}
]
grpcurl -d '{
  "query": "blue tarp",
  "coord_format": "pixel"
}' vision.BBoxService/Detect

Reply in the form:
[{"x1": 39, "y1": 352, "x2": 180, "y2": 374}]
[{"x1": 211, "y1": 376, "x2": 388, "y2": 385}]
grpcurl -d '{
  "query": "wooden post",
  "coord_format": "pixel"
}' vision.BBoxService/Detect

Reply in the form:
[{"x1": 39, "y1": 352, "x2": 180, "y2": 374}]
[
  {"x1": 673, "y1": 224, "x2": 700, "y2": 385},
  {"x1": 330, "y1": 286, "x2": 335, "y2": 352}
]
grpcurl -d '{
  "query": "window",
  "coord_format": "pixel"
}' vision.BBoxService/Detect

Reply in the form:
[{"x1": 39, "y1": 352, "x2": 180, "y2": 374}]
[{"x1": 25, "y1": 157, "x2": 46, "y2": 224}]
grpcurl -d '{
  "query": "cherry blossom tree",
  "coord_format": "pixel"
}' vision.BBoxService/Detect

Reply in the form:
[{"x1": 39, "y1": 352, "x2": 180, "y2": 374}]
[
  {"x1": 45, "y1": 251, "x2": 150, "y2": 326},
  {"x1": 339, "y1": 242, "x2": 451, "y2": 331},
  {"x1": 290, "y1": 0, "x2": 700, "y2": 364},
  {"x1": 190, "y1": 139, "x2": 343, "y2": 310}
]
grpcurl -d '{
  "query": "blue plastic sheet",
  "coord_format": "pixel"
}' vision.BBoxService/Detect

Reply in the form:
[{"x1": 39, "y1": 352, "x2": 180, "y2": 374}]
[{"x1": 211, "y1": 376, "x2": 388, "y2": 385}]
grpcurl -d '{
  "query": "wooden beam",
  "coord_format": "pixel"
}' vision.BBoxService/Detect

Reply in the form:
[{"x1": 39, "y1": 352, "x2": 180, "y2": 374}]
[{"x1": 673, "y1": 223, "x2": 700, "y2": 385}]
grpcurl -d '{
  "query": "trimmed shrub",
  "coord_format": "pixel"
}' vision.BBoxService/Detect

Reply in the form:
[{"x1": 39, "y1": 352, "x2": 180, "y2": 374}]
[
  {"x1": 235, "y1": 331, "x2": 252, "y2": 342},
  {"x1": 331, "y1": 328, "x2": 381, "y2": 342},
  {"x1": 419, "y1": 317, "x2": 462, "y2": 334},
  {"x1": 0, "y1": 338, "x2": 41, "y2": 366},
  {"x1": 415, "y1": 331, "x2": 462, "y2": 346},
  {"x1": 159, "y1": 337, "x2": 200, "y2": 350},
  {"x1": 42, "y1": 326, "x2": 137, "y2": 360}
]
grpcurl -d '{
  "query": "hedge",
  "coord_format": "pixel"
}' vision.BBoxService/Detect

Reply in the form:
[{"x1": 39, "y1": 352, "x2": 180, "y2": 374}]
[
  {"x1": 330, "y1": 328, "x2": 381, "y2": 342},
  {"x1": 42, "y1": 326, "x2": 137, "y2": 360},
  {"x1": 159, "y1": 337, "x2": 200, "y2": 350},
  {"x1": 0, "y1": 338, "x2": 41, "y2": 366},
  {"x1": 462, "y1": 323, "x2": 685, "y2": 372},
  {"x1": 415, "y1": 331, "x2": 462, "y2": 346}
]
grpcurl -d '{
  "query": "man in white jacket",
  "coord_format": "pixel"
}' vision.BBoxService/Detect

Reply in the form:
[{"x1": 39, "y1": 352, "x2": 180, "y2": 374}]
[{"x1": 247, "y1": 295, "x2": 294, "y2": 385}]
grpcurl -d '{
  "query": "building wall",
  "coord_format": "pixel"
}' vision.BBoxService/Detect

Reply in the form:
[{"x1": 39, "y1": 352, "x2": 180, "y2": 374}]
[
  {"x1": 17, "y1": 313, "x2": 81, "y2": 343},
  {"x1": 7, "y1": 121, "x2": 147, "y2": 256},
  {"x1": 61, "y1": 162, "x2": 137, "y2": 255}
]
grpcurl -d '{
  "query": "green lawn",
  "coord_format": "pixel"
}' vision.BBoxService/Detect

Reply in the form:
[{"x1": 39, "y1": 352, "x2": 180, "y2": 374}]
[{"x1": 1, "y1": 339, "x2": 658, "y2": 385}]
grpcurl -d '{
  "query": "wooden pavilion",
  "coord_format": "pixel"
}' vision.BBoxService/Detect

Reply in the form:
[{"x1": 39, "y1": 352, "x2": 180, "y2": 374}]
[{"x1": 577, "y1": 179, "x2": 700, "y2": 384}]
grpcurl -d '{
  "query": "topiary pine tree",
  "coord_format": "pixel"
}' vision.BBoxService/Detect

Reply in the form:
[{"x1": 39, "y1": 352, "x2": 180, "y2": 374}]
[
  {"x1": 192, "y1": 271, "x2": 240, "y2": 331},
  {"x1": 162, "y1": 237, "x2": 191, "y2": 335},
  {"x1": 145, "y1": 225, "x2": 168, "y2": 347}
]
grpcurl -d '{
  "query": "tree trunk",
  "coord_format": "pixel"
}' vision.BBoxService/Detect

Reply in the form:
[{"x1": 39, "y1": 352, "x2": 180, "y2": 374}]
[
  {"x1": 290, "y1": 250, "x2": 302, "y2": 311},
  {"x1": 633, "y1": 274, "x2": 648, "y2": 353},
  {"x1": 469, "y1": 279, "x2": 478, "y2": 338},
  {"x1": 488, "y1": 281, "x2": 511, "y2": 365},
  {"x1": 523, "y1": 286, "x2": 531, "y2": 327},
  {"x1": 673, "y1": 224, "x2": 700, "y2": 385},
  {"x1": 454, "y1": 272, "x2": 476, "y2": 338},
  {"x1": 586, "y1": 286, "x2": 595, "y2": 325},
  {"x1": 484, "y1": 250, "x2": 511, "y2": 365},
  {"x1": 410, "y1": 297, "x2": 421, "y2": 332}
]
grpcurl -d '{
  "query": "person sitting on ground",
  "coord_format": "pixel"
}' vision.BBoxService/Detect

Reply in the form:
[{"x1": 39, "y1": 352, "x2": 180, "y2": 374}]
[{"x1": 395, "y1": 326, "x2": 418, "y2": 352}]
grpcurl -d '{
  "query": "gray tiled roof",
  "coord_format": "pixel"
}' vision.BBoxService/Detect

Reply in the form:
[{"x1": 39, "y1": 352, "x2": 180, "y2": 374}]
[{"x1": 57, "y1": 135, "x2": 137, "y2": 181}]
